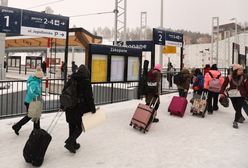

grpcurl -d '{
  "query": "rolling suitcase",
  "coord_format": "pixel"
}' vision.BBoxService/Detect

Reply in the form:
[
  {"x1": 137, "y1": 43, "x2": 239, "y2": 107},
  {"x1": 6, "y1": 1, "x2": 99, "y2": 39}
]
[
  {"x1": 23, "y1": 129, "x2": 52, "y2": 167},
  {"x1": 130, "y1": 98, "x2": 158, "y2": 133},
  {"x1": 190, "y1": 92, "x2": 208, "y2": 118},
  {"x1": 168, "y1": 96, "x2": 188, "y2": 117},
  {"x1": 23, "y1": 110, "x2": 63, "y2": 167}
]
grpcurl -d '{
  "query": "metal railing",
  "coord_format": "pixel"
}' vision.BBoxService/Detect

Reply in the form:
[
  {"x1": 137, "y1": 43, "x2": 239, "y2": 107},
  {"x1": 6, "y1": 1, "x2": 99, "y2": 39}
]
[
  {"x1": 0, "y1": 78, "x2": 139, "y2": 118},
  {"x1": 0, "y1": 68, "x2": 231, "y2": 118}
]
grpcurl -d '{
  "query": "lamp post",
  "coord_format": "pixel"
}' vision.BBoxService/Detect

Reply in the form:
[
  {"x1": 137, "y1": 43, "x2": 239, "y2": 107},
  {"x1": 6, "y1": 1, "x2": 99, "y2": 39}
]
[
  {"x1": 159, "y1": 0, "x2": 164, "y2": 67},
  {"x1": 230, "y1": 18, "x2": 238, "y2": 44},
  {"x1": 0, "y1": 0, "x2": 8, "y2": 80}
]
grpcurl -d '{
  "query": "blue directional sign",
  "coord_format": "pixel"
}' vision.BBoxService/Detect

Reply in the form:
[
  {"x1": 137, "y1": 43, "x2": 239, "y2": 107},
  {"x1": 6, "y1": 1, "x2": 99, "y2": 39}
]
[
  {"x1": 0, "y1": 6, "x2": 21, "y2": 34},
  {"x1": 165, "y1": 31, "x2": 183, "y2": 43},
  {"x1": 0, "y1": 6, "x2": 69, "y2": 39},
  {"x1": 21, "y1": 10, "x2": 69, "y2": 38},
  {"x1": 153, "y1": 28, "x2": 166, "y2": 45}
]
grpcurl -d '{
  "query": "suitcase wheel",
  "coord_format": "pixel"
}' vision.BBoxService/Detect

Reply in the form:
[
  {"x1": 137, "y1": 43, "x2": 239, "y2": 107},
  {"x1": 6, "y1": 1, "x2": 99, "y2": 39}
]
[
  {"x1": 130, "y1": 122, "x2": 132, "y2": 126},
  {"x1": 201, "y1": 114, "x2": 205, "y2": 118}
]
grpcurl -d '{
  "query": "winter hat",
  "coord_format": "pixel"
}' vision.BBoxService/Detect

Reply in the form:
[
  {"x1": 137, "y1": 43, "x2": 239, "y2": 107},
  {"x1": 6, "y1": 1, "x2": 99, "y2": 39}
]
[
  {"x1": 34, "y1": 66, "x2": 44, "y2": 79},
  {"x1": 232, "y1": 64, "x2": 243, "y2": 71},
  {"x1": 154, "y1": 64, "x2": 161, "y2": 71}
]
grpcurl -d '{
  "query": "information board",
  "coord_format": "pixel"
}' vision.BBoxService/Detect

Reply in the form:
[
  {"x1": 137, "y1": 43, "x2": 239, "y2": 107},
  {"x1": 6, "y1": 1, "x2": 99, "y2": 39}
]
[
  {"x1": 91, "y1": 54, "x2": 107, "y2": 82},
  {"x1": 110, "y1": 56, "x2": 124, "y2": 82},
  {"x1": 127, "y1": 57, "x2": 139, "y2": 81}
]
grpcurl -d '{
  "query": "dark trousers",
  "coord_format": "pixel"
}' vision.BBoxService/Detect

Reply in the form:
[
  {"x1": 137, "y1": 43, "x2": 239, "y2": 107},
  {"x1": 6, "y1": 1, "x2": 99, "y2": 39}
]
[
  {"x1": 14, "y1": 102, "x2": 40, "y2": 129},
  {"x1": 207, "y1": 91, "x2": 219, "y2": 112},
  {"x1": 66, "y1": 122, "x2": 83, "y2": 144},
  {"x1": 178, "y1": 89, "x2": 188, "y2": 98},
  {"x1": 230, "y1": 97, "x2": 244, "y2": 122}
]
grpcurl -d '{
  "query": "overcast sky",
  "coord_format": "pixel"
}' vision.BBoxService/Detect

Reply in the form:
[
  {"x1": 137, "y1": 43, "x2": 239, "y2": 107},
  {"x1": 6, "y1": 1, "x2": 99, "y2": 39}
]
[{"x1": 5, "y1": 0, "x2": 248, "y2": 34}]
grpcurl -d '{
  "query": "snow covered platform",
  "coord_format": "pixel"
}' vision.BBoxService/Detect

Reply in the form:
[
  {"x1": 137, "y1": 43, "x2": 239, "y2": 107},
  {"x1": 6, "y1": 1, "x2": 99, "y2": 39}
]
[{"x1": 0, "y1": 93, "x2": 248, "y2": 168}]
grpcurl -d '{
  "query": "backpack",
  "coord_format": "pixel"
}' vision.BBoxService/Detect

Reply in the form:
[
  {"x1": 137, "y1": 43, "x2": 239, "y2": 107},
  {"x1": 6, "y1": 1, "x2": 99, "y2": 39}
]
[
  {"x1": 60, "y1": 78, "x2": 78, "y2": 110},
  {"x1": 208, "y1": 72, "x2": 221, "y2": 93},
  {"x1": 145, "y1": 69, "x2": 158, "y2": 94},
  {"x1": 173, "y1": 72, "x2": 185, "y2": 85},
  {"x1": 193, "y1": 75, "x2": 204, "y2": 91}
]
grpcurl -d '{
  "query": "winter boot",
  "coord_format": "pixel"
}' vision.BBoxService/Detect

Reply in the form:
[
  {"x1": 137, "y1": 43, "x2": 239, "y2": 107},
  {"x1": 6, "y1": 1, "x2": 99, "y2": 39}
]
[
  {"x1": 12, "y1": 124, "x2": 21, "y2": 135},
  {"x1": 64, "y1": 140, "x2": 76, "y2": 153},
  {"x1": 74, "y1": 142, "x2": 80, "y2": 150},
  {"x1": 238, "y1": 116, "x2": 245, "y2": 123},
  {"x1": 153, "y1": 118, "x2": 159, "y2": 123},
  {"x1": 233, "y1": 121, "x2": 239, "y2": 129}
]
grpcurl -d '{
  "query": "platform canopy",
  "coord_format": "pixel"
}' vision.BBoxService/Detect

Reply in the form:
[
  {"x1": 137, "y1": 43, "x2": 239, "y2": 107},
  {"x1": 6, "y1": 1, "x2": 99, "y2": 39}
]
[{"x1": 5, "y1": 27, "x2": 102, "y2": 51}]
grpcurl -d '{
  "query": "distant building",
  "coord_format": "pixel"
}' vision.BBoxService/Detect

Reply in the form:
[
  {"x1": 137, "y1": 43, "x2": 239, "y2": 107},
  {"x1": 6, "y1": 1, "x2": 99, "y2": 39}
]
[{"x1": 214, "y1": 23, "x2": 242, "y2": 40}]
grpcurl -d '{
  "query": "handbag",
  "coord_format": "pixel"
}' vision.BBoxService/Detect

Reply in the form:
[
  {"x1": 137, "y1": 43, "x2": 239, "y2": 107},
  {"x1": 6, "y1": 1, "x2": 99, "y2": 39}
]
[
  {"x1": 28, "y1": 98, "x2": 43, "y2": 122},
  {"x1": 227, "y1": 89, "x2": 241, "y2": 97},
  {"x1": 82, "y1": 107, "x2": 106, "y2": 132}
]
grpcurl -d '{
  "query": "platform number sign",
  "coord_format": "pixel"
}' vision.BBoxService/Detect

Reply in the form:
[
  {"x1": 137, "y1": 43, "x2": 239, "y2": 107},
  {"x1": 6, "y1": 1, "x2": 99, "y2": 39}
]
[
  {"x1": 153, "y1": 28, "x2": 166, "y2": 45},
  {"x1": 0, "y1": 6, "x2": 21, "y2": 34}
]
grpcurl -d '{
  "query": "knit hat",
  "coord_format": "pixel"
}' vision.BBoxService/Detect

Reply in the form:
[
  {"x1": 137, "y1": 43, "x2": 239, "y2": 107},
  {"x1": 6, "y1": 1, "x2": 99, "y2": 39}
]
[
  {"x1": 34, "y1": 66, "x2": 43, "y2": 79},
  {"x1": 232, "y1": 64, "x2": 243, "y2": 71},
  {"x1": 154, "y1": 64, "x2": 161, "y2": 71}
]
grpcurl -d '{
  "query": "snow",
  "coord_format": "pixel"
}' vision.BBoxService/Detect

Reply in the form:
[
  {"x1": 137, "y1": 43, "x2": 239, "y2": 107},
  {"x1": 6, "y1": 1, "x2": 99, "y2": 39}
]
[{"x1": 0, "y1": 92, "x2": 248, "y2": 168}]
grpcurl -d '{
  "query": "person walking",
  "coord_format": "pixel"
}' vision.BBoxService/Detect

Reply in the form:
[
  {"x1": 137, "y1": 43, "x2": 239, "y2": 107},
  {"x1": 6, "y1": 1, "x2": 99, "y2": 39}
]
[
  {"x1": 192, "y1": 68, "x2": 204, "y2": 95},
  {"x1": 71, "y1": 61, "x2": 78, "y2": 74},
  {"x1": 64, "y1": 64, "x2": 96, "y2": 153},
  {"x1": 176, "y1": 68, "x2": 192, "y2": 98},
  {"x1": 12, "y1": 67, "x2": 43, "y2": 135},
  {"x1": 41, "y1": 61, "x2": 47, "y2": 76},
  {"x1": 61, "y1": 61, "x2": 66, "y2": 79},
  {"x1": 220, "y1": 64, "x2": 247, "y2": 129},
  {"x1": 145, "y1": 64, "x2": 161, "y2": 123},
  {"x1": 204, "y1": 64, "x2": 224, "y2": 114},
  {"x1": 167, "y1": 62, "x2": 174, "y2": 88}
]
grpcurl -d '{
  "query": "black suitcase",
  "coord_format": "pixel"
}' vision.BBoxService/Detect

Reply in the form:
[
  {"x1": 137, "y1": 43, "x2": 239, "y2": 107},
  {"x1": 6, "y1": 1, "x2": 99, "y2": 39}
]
[{"x1": 23, "y1": 129, "x2": 52, "y2": 167}]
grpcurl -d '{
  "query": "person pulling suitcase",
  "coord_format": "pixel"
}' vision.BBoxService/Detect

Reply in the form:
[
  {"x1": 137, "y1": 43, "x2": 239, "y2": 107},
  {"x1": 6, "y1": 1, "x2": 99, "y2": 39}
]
[{"x1": 145, "y1": 64, "x2": 162, "y2": 122}]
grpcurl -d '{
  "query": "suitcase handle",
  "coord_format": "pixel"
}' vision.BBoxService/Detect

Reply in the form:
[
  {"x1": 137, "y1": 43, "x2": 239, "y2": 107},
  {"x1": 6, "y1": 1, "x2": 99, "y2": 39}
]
[
  {"x1": 46, "y1": 109, "x2": 64, "y2": 134},
  {"x1": 149, "y1": 97, "x2": 159, "y2": 109}
]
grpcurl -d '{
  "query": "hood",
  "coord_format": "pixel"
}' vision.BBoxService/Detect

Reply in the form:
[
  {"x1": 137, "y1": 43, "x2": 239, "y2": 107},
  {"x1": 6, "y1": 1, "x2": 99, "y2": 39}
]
[{"x1": 77, "y1": 64, "x2": 90, "y2": 79}]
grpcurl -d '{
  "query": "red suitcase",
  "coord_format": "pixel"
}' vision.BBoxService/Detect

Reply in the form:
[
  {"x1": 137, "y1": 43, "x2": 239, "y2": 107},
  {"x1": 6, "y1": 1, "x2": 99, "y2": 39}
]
[
  {"x1": 130, "y1": 98, "x2": 158, "y2": 133},
  {"x1": 168, "y1": 96, "x2": 188, "y2": 117}
]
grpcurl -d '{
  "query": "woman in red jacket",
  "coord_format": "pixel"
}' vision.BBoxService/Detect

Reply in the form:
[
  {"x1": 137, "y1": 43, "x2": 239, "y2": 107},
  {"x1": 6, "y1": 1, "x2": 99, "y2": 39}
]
[{"x1": 220, "y1": 64, "x2": 247, "y2": 129}]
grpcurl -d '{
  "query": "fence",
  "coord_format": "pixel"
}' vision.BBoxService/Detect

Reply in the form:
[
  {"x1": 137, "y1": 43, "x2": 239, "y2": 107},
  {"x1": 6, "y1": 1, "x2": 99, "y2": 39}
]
[
  {"x1": 0, "y1": 78, "x2": 139, "y2": 118},
  {"x1": 0, "y1": 68, "x2": 230, "y2": 118}
]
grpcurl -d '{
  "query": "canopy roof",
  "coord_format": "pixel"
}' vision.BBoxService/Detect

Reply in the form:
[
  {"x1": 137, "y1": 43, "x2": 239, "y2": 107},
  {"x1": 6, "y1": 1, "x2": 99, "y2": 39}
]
[{"x1": 5, "y1": 28, "x2": 102, "y2": 50}]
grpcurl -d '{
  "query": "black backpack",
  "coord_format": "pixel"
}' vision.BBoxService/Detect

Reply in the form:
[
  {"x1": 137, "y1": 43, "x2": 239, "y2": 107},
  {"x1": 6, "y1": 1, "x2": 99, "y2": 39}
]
[
  {"x1": 173, "y1": 72, "x2": 185, "y2": 85},
  {"x1": 60, "y1": 78, "x2": 78, "y2": 111}
]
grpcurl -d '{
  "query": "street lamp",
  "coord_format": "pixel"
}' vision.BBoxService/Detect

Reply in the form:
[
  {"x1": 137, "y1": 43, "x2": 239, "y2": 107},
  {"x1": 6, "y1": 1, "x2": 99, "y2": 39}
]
[{"x1": 230, "y1": 18, "x2": 238, "y2": 44}]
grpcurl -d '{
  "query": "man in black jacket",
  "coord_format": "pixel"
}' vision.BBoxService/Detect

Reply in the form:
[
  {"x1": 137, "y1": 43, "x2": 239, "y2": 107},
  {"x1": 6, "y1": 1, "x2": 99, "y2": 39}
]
[{"x1": 64, "y1": 64, "x2": 96, "y2": 153}]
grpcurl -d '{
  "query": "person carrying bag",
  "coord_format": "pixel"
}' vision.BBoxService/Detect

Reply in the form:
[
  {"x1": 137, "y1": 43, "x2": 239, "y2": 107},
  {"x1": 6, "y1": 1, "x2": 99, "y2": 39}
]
[
  {"x1": 220, "y1": 64, "x2": 247, "y2": 129},
  {"x1": 12, "y1": 67, "x2": 43, "y2": 135}
]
